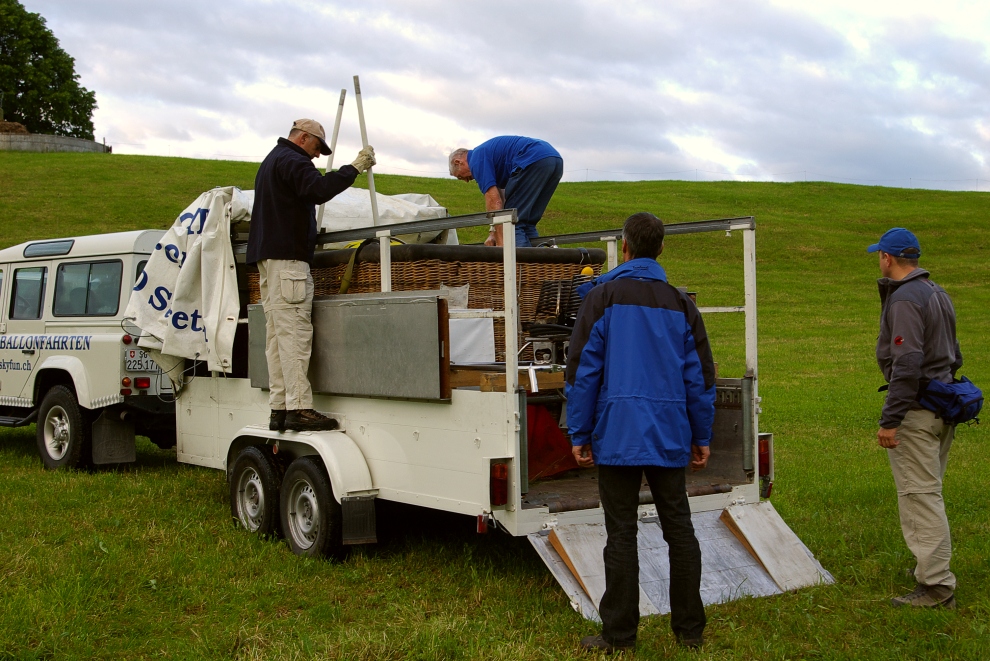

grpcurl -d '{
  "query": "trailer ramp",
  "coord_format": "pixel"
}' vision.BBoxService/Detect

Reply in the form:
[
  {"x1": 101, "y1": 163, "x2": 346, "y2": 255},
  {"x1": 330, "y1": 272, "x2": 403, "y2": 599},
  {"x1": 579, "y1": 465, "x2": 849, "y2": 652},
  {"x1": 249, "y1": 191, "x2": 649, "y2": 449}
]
[{"x1": 529, "y1": 502, "x2": 833, "y2": 621}]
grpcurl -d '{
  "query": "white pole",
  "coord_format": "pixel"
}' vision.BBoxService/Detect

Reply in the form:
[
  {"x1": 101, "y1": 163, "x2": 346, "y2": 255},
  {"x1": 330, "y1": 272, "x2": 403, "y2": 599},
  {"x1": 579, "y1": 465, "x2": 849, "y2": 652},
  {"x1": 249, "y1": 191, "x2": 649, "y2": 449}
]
[
  {"x1": 316, "y1": 88, "x2": 347, "y2": 228},
  {"x1": 353, "y1": 75, "x2": 380, "y2": 226}
]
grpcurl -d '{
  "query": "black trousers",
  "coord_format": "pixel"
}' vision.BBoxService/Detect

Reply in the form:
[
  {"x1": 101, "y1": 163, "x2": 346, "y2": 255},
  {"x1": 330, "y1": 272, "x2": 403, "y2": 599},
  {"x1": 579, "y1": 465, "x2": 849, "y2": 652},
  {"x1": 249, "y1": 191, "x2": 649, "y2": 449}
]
[{"x1": 597, "y1": 465, "x2": 706, "y2": 646}]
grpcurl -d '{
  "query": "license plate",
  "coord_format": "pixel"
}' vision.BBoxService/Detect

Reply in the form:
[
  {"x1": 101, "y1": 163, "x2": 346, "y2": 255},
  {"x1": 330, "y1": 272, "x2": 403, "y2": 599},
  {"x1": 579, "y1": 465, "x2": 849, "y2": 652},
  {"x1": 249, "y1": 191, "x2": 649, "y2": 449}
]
[{"x1": 123, "y1": 348, "x2": 158, "y2": 373}]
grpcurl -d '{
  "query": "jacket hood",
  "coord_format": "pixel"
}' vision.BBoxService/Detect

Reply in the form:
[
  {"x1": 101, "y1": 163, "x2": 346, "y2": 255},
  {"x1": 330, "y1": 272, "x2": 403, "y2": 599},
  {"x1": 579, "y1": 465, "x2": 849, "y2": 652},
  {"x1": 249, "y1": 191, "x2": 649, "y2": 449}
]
[
  {"x1": 878, "y1": 267, "x2": 929, "y2": 306},
  {"x1": 577, "y1": 258, "x2": 667, "y2": 298}
]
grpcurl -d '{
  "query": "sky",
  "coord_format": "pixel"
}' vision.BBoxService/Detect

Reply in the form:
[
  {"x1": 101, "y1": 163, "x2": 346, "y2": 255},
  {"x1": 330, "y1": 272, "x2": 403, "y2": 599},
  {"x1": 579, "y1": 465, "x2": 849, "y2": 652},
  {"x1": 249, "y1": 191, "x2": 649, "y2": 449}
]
[{"x1": 22, "y1": 0, "x2": 990, "y2": 190}]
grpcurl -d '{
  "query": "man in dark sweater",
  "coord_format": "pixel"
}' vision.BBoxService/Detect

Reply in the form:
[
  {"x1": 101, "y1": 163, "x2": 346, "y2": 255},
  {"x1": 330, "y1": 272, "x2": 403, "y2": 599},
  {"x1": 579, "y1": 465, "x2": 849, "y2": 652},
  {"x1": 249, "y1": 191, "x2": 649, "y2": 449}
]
[
  {"x1": 247, "y1": 118, "x2": 375, "y2": 432},
  {"x1": 870, "y1": 227, "x2": 962, "y2": 609}
]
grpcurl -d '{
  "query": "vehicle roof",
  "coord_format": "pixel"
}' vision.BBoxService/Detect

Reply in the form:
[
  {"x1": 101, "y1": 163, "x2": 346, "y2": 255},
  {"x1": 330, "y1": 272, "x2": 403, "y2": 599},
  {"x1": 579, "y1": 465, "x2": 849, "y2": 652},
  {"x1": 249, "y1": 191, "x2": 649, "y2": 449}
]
[{"x1": 0, "y1": 230, "x2": 166, "y2": 264}]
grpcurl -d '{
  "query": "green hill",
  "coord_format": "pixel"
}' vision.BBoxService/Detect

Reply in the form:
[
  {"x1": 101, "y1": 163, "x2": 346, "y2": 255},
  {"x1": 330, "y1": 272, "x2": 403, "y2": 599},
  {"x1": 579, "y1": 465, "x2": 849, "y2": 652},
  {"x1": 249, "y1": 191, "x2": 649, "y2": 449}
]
[{"x1": 1, "y1": 151, "x2": 988, "y2": 658}]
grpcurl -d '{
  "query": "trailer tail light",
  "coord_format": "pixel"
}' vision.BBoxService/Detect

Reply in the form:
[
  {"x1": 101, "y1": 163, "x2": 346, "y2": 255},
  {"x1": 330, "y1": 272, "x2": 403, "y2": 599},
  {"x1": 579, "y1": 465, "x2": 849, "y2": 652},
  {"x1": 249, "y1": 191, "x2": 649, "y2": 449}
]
[
  {"x1": 134, "y1": 377, "x2": 151, "y2": 390},
  {"x1": 758, "y1": 437, "x2": 770, "y2": 477},
  {"x1": 490, "y1": 461, "x2": 509, "y2": 507},
  {"x1": 122, "y1": 334, "x2": 132, "y2": 345},
  {"x1": 758, "y1": 432, "x2": 773, "y2": 499},
  {"x1": 121, "y1": 377, "x2": 132, "y2": 387},
  {"x1": 120, "y1": 388, "x2": 132, "y2": 396}
]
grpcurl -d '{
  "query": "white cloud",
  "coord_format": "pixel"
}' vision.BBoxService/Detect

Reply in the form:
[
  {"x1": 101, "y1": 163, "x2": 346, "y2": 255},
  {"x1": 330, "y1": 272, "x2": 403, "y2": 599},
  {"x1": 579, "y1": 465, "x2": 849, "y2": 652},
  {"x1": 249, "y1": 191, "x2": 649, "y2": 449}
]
[{"x1": 21, "y1": 0, "x2": 990, "y2": 191}]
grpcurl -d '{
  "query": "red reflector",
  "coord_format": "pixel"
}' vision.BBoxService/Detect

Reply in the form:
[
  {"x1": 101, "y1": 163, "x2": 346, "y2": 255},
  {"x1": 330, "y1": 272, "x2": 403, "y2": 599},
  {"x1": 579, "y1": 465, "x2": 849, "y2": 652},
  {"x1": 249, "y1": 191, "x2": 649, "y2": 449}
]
[
  {"x1": 758, "y1": 438, "x2": 770, "y2": 477},
  {"x1": 120, "y1": 388, "x2": 132, "y2": 396},
  {"x1": 490, "y1": 462, "x2": 509, "y2": 506},
  {"x1": 121, "y1": 377, "x2": 132, "y2": 387},
  {"x1": 122, "y1": 334, "x2": 132, "y2": 345},
  {"x1": 135, "y1": 377, "x2": 151, "y2": 389}
]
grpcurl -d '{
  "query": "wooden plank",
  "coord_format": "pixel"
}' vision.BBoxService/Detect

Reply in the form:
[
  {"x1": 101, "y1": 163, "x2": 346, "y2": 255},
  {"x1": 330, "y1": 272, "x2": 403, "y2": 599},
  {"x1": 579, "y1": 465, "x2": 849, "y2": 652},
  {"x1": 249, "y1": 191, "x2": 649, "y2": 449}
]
[
  {"x1": 449, "y1": 368, "x2": 566, "y2": 392},
  {"x1": 720, "y1": 501, "x2": 824, "y2": 592},
  {"x1": 550, "y1": 523, "x2": 659, "y2": 616},
  {"x1": 529, "y1": 533, "x2": 601, "y2": 623}
]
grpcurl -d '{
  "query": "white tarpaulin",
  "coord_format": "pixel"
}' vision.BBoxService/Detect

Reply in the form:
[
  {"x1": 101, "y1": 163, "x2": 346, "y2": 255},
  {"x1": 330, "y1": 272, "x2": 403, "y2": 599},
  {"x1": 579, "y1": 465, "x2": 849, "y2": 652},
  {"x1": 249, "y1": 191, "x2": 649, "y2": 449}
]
[{"x1": 124, "y1": 187, "x2": 244, "y2": 378}]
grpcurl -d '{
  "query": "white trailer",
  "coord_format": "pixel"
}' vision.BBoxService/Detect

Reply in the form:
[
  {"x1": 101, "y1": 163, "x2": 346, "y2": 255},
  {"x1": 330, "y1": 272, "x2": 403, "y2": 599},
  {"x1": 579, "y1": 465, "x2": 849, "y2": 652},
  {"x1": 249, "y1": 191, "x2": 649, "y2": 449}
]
[{"x1": 169, "y1": 210, "x2": 830, "y2": 617}]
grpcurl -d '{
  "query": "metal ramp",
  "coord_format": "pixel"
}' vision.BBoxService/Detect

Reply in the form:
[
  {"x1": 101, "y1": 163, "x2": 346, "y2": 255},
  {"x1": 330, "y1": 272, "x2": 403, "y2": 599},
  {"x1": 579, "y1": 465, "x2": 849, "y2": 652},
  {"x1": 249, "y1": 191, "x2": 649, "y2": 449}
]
[{"x1": 529, "y1": 502, "x2": 833, "y2": 621}]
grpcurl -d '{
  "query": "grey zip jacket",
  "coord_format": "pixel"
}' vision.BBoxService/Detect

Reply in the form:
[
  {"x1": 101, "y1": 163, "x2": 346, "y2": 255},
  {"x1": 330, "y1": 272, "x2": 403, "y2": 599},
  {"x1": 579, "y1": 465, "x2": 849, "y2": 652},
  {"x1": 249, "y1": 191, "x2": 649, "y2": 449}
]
[{"x1": 876, "y1": 268, "x2": 962, "y2": 428}]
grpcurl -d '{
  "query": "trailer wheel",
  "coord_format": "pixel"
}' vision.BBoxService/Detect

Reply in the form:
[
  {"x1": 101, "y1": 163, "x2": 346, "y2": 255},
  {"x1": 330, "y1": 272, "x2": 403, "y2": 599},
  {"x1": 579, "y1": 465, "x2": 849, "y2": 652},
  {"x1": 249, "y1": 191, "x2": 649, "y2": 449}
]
[
  {"x1": 229, "y1": 446, "x2": 282, "y2": 537},
  {"x1": 280, "y1": 456, "x2": 345, "y2": 560},
  {"x1": 36, "y1": 385, "x2": 90, "y2": 470}
]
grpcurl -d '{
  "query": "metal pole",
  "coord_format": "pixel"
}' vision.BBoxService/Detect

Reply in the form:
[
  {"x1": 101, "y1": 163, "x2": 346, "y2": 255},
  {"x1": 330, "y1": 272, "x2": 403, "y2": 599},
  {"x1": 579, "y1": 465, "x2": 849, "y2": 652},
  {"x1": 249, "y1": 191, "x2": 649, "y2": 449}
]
[
  {"x1": 377, "y1": 229, "x2": 392, "y2": 292},
  {"x1": 498, "y1": 209, "x2": 520, "y2": 512},
  {"x1": 743, "y1": 227, "x2": 760, "y2": 467},
  {"x1": 353, "y1": 75, "x2": 380, "y2": 226},
  {"x1": 317, "y1": 89, "x2": 347, "y2": 229},
  {"x1": 605, "y1": 237, "x2": 618, "y2": 271}
]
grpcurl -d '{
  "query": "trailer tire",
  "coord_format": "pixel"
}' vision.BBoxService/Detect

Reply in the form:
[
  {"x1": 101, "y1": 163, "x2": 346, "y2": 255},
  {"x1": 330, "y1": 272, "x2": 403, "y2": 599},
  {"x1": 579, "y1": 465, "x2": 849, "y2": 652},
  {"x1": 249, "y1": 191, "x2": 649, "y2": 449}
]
[
  {"x1": 229, "y1": 446, "x2": 282, "y2": 538},
  {"x1": 36, "y1": 385, "x2": 90, "y2": 470},
  {"x1": 280, "y1": 456, "x2": 345, "y2": 560}
]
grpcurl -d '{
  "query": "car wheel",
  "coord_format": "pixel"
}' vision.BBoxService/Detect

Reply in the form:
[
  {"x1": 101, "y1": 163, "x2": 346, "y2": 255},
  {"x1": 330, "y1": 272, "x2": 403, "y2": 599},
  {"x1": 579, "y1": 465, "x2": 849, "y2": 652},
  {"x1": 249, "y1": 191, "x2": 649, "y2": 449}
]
[
  {"x1": 280, "y1": 455, "x2": 345, "y2": 559},
  {"x1": 229, "y1": 445, "x2": 282, "y2": 537},
  {"x1": 36, "y1": 385, "x2": 90, "y2": 470}
]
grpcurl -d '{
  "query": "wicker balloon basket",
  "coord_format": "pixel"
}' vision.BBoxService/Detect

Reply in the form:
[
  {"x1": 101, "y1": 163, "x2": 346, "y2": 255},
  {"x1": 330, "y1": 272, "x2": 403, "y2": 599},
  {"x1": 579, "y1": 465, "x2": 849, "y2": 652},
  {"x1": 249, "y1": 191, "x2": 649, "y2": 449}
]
[{"x1": 246, "y1": 244, "x2": 606, "y2": 361}]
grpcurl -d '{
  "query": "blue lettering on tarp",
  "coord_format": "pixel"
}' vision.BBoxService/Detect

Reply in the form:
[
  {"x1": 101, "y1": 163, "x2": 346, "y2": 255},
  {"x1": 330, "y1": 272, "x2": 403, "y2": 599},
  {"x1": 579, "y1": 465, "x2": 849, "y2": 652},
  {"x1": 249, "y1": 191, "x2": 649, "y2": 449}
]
[
  {"x1": 179, "y1": 208, "x2": 208, "y2": 236},
  {"x1": 163, "y1": 244, "x2": 186, "y2": 266},
  {"x1": 134, "y1": 269, "x2": 149, "y2": 292},
  {"x1": 149, "y1": 286, "x2": 172, "y2": 311}
]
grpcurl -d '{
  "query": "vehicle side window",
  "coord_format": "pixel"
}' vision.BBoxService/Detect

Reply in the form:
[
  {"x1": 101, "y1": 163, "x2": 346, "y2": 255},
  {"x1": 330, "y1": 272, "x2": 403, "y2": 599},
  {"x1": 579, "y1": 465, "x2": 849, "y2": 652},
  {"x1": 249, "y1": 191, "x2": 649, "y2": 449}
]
[
  {"x1": 11, "y1": 267, "x2": 48, "y2": 320},
  {"x1": 53, "y1": 260, "x2": 123, "y2": 317},
  {"x1": 136, "y1": 259, "x2": 148, "y2": 281}
]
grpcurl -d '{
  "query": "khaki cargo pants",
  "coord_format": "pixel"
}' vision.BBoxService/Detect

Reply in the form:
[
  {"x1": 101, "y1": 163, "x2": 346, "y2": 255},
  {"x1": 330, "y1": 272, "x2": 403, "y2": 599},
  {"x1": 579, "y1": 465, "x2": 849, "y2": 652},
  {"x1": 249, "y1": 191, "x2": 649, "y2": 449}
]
[
  {"x1": 888, "y1": 408, "x2": 956, "y2": 589},
  {"x1": 257, "y1": 259, "x2": 315, "y2": 411}
]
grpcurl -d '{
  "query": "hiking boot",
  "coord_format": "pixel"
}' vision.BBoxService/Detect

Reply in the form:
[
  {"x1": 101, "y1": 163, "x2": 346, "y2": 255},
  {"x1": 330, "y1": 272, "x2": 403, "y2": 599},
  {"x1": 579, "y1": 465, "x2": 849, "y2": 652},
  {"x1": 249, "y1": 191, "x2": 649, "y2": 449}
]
[
  {"x1": 284, "y1": 409, "x2": 339, "y2": 432},
  {"x1": 269, "y1": 410, "x2": 286, "y2": 432},
  {"x1": 579, "y1": 634, "x2": 634, "y2": 654},
  {"x1": 890, "y1": 584, "x2": 956, "y2": 609}
]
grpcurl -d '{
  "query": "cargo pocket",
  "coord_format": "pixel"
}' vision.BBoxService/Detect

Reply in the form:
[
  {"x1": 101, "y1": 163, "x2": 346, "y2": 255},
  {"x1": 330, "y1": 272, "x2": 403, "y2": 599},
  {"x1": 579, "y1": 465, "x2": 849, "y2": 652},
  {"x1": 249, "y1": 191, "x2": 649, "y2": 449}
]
[{"x1": 279, "y1": 271, "x2": 308, "y2": 304}]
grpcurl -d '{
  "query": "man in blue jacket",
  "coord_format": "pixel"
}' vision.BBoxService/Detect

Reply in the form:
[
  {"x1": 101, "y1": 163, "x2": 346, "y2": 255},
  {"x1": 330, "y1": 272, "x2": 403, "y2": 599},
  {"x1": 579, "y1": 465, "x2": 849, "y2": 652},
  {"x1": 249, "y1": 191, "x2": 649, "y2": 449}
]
[
  {"x1": 247, "y1": 118, "x2": 375, "y2": 432},
  {"x1": 566, "y1": 212, "x2": 716, "y2": 653},
  {"x1": 448, "y1": 136, "x2": 562, "y2": 247}
]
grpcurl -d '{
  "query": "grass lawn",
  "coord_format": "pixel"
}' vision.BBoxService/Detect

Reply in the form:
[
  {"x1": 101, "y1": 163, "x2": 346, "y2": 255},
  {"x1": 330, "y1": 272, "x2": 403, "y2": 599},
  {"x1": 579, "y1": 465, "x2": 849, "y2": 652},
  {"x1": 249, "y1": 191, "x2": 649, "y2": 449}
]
[{"x1": 1, "y1": 152, "x2": 989, "y2": 660}]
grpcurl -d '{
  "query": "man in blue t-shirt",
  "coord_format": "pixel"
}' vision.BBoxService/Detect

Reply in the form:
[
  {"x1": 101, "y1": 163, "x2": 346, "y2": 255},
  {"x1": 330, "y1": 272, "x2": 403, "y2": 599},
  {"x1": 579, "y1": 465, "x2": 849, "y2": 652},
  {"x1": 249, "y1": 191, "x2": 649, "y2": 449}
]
[{"x1": 448, "y1": 136, "x2": 563, "y2": 247}]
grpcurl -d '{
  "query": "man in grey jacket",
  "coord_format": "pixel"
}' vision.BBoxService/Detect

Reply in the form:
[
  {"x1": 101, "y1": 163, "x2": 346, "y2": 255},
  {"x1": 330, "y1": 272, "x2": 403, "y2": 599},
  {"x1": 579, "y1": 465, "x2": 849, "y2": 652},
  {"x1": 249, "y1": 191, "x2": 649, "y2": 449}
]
[{"x1": 869, "y1": 227, "x2": 962, "y2": 609}]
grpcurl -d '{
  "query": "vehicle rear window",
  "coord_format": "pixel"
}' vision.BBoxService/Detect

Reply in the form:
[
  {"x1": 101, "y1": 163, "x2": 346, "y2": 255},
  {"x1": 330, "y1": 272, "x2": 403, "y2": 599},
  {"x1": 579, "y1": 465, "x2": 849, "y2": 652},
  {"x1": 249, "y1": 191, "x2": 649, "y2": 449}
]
[
  {"x1": 53, "y1": 260, "x2": 123, "y2": 317},
  {"x1": 11, "y1": 267, "x2": 48, "y2": 320}
]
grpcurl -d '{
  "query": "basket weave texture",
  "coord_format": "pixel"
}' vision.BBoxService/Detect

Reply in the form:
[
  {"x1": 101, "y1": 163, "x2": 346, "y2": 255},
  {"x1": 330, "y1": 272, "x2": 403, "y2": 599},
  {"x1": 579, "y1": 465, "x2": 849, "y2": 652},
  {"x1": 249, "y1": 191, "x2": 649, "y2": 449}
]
[{"x1": 247, "y1": 259, "x2": 602, "y2": 361}]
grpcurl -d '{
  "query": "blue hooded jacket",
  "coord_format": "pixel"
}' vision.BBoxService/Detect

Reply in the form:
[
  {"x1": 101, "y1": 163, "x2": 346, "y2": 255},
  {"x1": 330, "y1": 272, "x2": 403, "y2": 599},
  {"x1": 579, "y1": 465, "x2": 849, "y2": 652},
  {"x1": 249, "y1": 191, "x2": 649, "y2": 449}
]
[{"x1": 564, "y1": 259, "x2": 716, "y2": 467}]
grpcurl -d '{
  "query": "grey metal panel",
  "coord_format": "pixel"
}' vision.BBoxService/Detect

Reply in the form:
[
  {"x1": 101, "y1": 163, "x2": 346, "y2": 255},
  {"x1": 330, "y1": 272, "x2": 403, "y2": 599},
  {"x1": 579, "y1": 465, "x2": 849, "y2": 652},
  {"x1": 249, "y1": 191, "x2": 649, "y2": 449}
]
[
  {"x1": 686, "y1": 381, "x2": 750, "y2": 488},
  {"x1": 247, "y1": 304, "x2": 269, "y2": 389},
  {"x1": 310, "y1": 294, "x2": 443, "y2": 399}
]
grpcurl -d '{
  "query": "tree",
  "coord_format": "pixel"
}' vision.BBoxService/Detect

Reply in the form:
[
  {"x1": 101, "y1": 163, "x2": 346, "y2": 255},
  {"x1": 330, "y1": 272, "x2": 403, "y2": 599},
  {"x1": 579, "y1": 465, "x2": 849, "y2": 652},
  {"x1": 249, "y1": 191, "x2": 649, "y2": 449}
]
[{"x1": 0, "y1": 0, "x2": 96, "y2": 139}]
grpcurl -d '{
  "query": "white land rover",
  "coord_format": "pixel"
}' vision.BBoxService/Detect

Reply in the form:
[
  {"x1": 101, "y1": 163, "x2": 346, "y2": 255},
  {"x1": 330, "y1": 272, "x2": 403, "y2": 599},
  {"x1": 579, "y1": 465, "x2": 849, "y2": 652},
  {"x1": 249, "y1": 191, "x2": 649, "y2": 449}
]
[{"x1": 0, "y1": 231, "x2": 175, "y2": 468}]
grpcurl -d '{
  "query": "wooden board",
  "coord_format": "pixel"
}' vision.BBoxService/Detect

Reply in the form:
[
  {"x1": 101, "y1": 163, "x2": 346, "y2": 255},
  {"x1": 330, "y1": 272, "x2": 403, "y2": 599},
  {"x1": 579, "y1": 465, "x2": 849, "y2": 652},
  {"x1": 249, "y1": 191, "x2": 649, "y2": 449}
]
[
  {"x1": 531, "y1": 508, "x2": 830, "y2": 621},
  {"x1": 448, "y1": 368, "x2": 566, "y2": 392},
  {"x1": 719, "y1": 501, "x2": 825, "y2": 592},
  {"x1": 549, "y1": 525, "x2": 660, "y2": 617}
]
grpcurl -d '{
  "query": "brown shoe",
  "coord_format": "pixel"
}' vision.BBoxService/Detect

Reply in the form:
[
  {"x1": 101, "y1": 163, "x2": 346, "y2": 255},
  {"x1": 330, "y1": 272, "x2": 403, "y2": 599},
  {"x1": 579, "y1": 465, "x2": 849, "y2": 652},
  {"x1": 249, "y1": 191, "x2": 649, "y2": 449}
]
[
  {"x1": 284, "y1": 409, "x2": 339, "y2": 432},
  {"x1": 890, "y1": 584, "x2": 956, "y2": 609},
  {"x1": 579, "y1": 634, "x2": 634, "y2": 654}
]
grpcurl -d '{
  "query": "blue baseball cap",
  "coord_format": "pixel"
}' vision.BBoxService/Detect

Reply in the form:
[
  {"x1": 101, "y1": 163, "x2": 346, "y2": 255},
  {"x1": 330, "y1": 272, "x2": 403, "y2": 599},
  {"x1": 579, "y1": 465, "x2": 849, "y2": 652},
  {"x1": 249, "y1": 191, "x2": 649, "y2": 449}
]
[{"x1": 867, "y1": 227, "x2": 922, "y2": 258}]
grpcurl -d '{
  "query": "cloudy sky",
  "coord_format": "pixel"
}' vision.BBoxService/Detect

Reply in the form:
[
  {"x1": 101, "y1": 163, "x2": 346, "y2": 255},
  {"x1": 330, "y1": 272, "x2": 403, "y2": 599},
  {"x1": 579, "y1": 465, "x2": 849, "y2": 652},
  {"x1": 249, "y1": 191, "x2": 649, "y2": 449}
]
[{"x1": 23, "y1": 0, "x2": 990, "y2": 190}]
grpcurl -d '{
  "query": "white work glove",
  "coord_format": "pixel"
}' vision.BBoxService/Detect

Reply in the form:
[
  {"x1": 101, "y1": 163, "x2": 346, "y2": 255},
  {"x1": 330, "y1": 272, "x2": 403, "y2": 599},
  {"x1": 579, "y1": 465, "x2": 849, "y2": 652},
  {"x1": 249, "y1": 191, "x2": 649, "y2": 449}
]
[{"x1": 351, "y1": 145, "x2": 376, "y2": 173}]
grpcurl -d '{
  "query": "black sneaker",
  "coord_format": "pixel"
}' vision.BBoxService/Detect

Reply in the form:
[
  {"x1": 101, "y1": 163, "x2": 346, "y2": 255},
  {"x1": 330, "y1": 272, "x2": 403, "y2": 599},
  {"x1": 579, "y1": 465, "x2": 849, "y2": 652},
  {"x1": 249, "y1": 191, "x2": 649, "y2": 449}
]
[
  {"x1": 270, "y1": 410, "x2": 286, "y2": 431},
  {"x1": 284, "y1": 409, "x2": 339, "y2": 432},
  {"x1": 579, "y1": 634, "x2": 634, "y2": 654}
]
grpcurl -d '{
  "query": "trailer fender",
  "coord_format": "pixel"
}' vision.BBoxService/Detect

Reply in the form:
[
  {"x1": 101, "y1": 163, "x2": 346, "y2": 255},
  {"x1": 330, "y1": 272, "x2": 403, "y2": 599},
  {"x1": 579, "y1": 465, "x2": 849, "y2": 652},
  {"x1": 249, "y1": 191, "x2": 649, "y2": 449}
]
[{"x1": 228, "y1": 427, "x2": 375, "y2": 503}]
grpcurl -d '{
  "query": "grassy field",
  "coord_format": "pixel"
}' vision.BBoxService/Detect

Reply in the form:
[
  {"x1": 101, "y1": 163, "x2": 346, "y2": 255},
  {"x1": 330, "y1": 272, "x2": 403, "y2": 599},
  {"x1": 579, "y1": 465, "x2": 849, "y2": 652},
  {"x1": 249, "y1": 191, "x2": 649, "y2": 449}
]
[{"x1": 1, "y1": 151, "x2": 989, "y2": 660}]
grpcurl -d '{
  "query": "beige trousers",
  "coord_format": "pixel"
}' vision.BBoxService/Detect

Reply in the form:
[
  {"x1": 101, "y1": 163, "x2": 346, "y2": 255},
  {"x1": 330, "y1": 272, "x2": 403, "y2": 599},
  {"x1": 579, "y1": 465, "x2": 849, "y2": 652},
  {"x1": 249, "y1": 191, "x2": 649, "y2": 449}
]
[
  {"x1": 257, "y1": 259, "x2": 315, "y2": 411},
  {"x1": 887, "y1": 408, "x2": 955, "y2": 589}
]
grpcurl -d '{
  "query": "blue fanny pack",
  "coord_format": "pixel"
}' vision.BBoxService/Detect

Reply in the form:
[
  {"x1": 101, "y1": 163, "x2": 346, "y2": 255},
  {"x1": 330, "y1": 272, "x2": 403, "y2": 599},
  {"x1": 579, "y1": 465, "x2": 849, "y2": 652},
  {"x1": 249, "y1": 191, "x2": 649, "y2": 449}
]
[{"x1": 917, "y1": 376, "x2": 983, "y2": 425}]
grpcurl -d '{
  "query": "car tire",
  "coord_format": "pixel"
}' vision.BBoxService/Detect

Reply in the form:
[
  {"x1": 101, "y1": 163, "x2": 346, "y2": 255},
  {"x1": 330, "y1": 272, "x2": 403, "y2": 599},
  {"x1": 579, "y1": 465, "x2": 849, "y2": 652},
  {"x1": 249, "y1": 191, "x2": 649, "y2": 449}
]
[
  {"x1": 280, "y1": 456, "x2": 345, "y2": 560},
  {"x1": 36, "y1": 385, "x2": 90, "y2": 470},
  {"x1": 229, "y1": 445, "x2": 282, "y2": 538}
]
